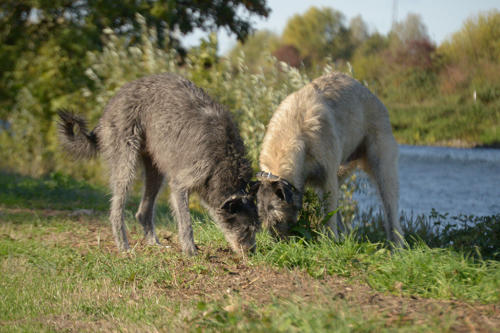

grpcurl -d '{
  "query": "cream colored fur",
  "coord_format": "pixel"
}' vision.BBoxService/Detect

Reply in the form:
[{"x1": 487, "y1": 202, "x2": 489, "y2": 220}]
[{"x1": 259, "y1": 72, "x2": 404, "y2": 245}]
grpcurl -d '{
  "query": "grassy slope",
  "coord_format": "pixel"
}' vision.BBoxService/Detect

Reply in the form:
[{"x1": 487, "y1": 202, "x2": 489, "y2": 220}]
[
  {"x1": 1, "y1": 172, "x2": 499, "y2": 332},
  {"x1": 387, "y1": 100, "x2": 500, "y2": 147}
]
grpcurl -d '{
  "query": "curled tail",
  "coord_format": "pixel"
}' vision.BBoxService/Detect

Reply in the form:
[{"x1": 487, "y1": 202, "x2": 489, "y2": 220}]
[{"x1": 57, "y1": 109, "x2": 99, "y2": 159}]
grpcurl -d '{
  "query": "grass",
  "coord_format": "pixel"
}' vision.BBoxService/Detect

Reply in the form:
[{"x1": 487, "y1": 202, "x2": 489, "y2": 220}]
[
  {"x1": 1, "y1": 171, "x2": 499, "y2": 331},
  {"x1": 254, "y1": 234, "x2": 500, "y2": 302},
  {"x1": 387, "y1": 99, "x2": 500, "y2": 147},
  {"x1": 0, "y1": 171, "x2": 109, "y2": 210}
]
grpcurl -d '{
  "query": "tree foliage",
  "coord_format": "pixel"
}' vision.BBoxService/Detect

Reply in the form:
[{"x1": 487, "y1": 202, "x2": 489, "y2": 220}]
[
  {"x1": 282, "y1": 6, "x2": 352, "y2": 65},
  {"x1": 0, "y1": 0, "x2": 270, "y2": 50},
  {"x1": 440, "y1": 10, "x2": 500, "y2": 64},
  {"x1": 436, "y1": 10, "x2": 500, "y2": 98},
  {"x1": 349, "y1": 15, "x2": 369, "y2": 46},
  {"x1": 390, "y1": 13, "x2": 430, "y2": 44},
  {"x1": 227, "y1": 30, "x2": 281, "y2": 72},
  {"x1": 0, "y1": 0, "x2": 270, "y2": 115}
]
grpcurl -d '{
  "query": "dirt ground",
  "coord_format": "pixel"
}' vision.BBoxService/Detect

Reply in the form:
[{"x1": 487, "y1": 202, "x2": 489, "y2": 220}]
[
  {"x1": 148, "y1": 245, "x2": 500, "y2": 332},
  {"x1": 3, "y1": 208, "x2": 500, "y2": 332}
]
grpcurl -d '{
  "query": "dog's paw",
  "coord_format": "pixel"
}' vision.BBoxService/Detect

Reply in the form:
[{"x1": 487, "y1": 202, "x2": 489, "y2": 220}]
[
  {"x1": 145, "y1": 234, "x2": 162, "y2": 246},
  {"x1": 182, "y1": 243, "x2": 198, "y2": 256}
]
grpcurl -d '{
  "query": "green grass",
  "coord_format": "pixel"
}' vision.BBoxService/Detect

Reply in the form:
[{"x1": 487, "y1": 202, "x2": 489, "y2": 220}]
[
  {"x1": 1, "y1": 171, "x2": 499, "y2": 331},
  {"x1": 187, "y1": 298, "x2": 450, "y2": 332},
  {"x1": 0, "y1": 171, "x2": 109, "y2": 210},
  {"x1": 253, "y1": 234, "x2": 500, "y2": 302},
  {"x1": 0, "y1": 217, "x2": 479, "y2": 332},
  {"x1": 388, "y1": 100, "x2": 500, "y2": 147}
]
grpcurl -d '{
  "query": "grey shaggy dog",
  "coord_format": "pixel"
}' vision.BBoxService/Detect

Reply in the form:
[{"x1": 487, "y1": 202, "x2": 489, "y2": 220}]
[{"x1": 58, "y1": 73, "x2": 259, "y2": 255}]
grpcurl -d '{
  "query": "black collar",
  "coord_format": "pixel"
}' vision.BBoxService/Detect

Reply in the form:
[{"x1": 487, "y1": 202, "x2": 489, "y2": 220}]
[{"x1": 255, "y1": 171, "x2": 301, "y2": 194}]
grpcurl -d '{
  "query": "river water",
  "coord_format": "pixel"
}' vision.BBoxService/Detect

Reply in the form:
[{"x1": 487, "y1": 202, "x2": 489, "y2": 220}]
[{"x1": 354, "y1": 145, "x2": 500, "y2": 217}]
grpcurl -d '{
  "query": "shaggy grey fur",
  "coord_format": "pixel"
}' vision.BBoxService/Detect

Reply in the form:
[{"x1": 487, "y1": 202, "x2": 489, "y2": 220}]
[{"x1": 58, "y1": 73, "x2": 259, "y2": 255}]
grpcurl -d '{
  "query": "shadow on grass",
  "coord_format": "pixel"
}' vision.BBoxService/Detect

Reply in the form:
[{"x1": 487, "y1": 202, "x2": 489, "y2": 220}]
[
  {"x1": 0, "y1": 170, "x2": 209, "y2": 228},
  {"x1": 0, "y1": 171, "x2": 110, "y2": 211}
]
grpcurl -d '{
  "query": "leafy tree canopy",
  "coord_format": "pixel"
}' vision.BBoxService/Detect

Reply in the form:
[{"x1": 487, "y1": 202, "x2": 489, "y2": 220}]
[
  {"x1": 440, "y1": 10, "x2": 500, "y2": 64},
  {"x1": 0, "y1": 0, "x2": 270, "y2": 48},
  {"x1": 390, "y1": 13, "x2": 430, "y2": 44},
  {"x1": 282, "y1": 6, "x2": 352, "y2": 64},
  {"x1": 0, "y1": 0, "x2": 270, "y2": 113},
  {"x1": 349, "y1": 15, "x2": 369, "y2": 46}
]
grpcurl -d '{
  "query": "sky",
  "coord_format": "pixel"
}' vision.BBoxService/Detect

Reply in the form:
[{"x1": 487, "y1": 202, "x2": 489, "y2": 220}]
[{"x1": 183, "y1": 0, "x2": 500, "y2": 54}]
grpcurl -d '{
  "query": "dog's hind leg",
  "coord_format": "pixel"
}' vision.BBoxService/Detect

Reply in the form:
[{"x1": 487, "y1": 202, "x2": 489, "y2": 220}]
[
  {"x1": 335, "y1": 162, "x2": 358, "y2": 236},
  {"x1": 136, "y1": 153, "x2": 164, "y2": 245},
  {"x1": 364, "y1": 135, "x2": 404, "y2": 247},
  {"x1": 170, "y1": 188, "x2": 197, "y2": 256},
  {"x1": 106, "y1": 139, "x2": 140, "y2": 251}
]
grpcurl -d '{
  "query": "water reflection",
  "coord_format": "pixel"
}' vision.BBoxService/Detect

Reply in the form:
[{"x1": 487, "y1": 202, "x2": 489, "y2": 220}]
[{"x1": 354, "y1": 145, "x2": 500, "y2": 217}]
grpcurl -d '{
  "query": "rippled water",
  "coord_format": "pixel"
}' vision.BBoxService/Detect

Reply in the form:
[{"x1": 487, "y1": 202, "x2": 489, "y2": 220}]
[{"x1": 354, "y1": 145, "x2": 500, "y2": 217}]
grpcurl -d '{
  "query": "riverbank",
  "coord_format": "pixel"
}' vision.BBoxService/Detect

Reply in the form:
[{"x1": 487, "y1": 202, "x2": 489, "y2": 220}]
[
  {"x1": 400, "y1": 139, "x2": 500, "y2": 149},
  {"x1": 388, "y1": 100, "x2": 500, "y2": 149}
]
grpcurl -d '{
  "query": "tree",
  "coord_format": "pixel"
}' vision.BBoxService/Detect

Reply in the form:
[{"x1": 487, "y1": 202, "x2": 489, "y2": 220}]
[
  {"x1": 228, "y1": 30, "x2": 280, "y2": 72},
  {"x1": 0, "y1": 0, "x2": 271, "y2": 116},
  {"x1": 349, "y1": 15, "x2": 369, "y2": 46},
  {"x1": 387, "y1": 13, "x2": 437, "y2": 72},
  {"x1": 390, "y1": 13, "x2": 430, "y2": 44},
  {"x1": 0, "y1": 1, "x2": 270, "y2": 51},
  {"x1": 350, "y1": 33, "x2": 389, "y2": 91},
  {"x1": 272, "y1": 45, "x2": 303, "y2": 68},
  {"x1": 282, "y1": 6, "x2": 352, "y2": 66},
  {"x1": 440, "y1": 10, "x2": 500, "y2": 64},
  {"x1": 354, "y1": 32, "x2": 389, "y2": 57},
  {"x1": 438, "y1": 10, "x2": 500, "y2": 97}
]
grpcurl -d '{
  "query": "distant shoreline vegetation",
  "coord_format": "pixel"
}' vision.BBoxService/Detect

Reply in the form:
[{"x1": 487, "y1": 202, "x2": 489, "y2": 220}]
[{"x1": 1, "y1": 8, "x2": 499, "y2": 179}]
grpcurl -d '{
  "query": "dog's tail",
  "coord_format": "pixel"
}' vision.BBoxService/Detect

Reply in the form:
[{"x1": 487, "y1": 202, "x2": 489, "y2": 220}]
[{"x1": 57, "y1": 109, "x2": 99, "y2": 159}]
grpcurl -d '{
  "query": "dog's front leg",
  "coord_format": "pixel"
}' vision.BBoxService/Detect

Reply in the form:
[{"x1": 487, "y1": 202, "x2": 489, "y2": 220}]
[
  {"x1": 170, "y1": 188, "x2": 197, "y2": 256},
  {"x1": 322, "y1": 175, "x2": 342, "y2": 239}
]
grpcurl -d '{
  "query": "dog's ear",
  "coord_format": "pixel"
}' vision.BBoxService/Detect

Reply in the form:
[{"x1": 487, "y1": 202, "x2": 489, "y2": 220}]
[
  {"x1": 272, "y1": 181, "x2": 293, "y2": 204},
  {"x1": 247, "y1": 181, "x2": 261, "y2": 197},
  {"x1": 220, "y1": 196, "x2": 247, "y2": 215}
]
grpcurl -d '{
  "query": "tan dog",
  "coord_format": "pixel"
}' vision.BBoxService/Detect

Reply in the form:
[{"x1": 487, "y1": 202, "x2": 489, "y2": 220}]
[{"x1": 256, "y1": 72, "x2": 404, "y2": 246}]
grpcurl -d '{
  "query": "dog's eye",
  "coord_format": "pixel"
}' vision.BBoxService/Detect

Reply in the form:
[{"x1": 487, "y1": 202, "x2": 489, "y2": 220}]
[{"x1": 275, "y1": 188, "x2": 286, "y2": 201}]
